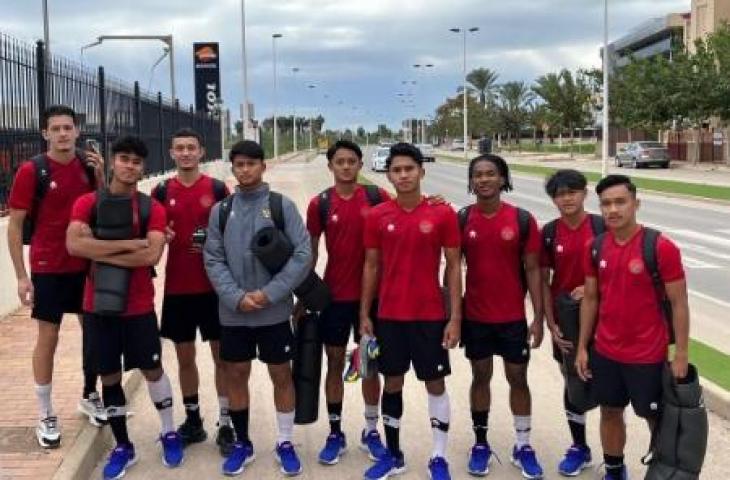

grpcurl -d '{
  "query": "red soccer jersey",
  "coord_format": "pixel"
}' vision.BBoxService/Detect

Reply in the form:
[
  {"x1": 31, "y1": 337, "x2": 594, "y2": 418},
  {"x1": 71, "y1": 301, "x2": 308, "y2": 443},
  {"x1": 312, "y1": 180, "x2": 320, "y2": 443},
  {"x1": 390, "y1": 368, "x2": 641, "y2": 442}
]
[
  {"x1": 584, "y1": 227, "x2": 685, "y2": 364},
  {"x1": 542, "y1": 215, "x2": 596, "y2": 297},
  {"x1": 70, "y1": 191, "x2": 167, "y2": 316},
  {"x1": 306, "y1": 185, "x2": 391, "y2": 302},
  {"x1": 152, "y1": 175, "x2": 229, "y2": 295},
  {"x1": 363, "y1": 198, "x2": 460, "y2": 321},
  {"x1": 8, "y1": 155, "x2": 93, "y2": 273},
  {"x1": 462, "y1": 202, "x2": 541, "y2": 324}
]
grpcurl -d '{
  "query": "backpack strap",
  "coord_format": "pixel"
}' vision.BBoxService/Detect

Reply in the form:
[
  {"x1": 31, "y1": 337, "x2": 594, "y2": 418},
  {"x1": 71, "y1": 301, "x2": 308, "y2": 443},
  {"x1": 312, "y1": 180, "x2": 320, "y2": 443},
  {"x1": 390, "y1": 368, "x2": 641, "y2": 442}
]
[
  {"x1": 137, "y1": 192, "x2": 152, "y2": 238},
  {"x1": 457, "y1": 205, "x2": 472, "y2": 233},
  {"x1": 363, "y1": 184, "x2": 383, "y2": 206},
  {"x1": 31, "y1": 154, "x2": 51, "y2": 201},
  {"x1": 642, "y1": 227, "x2": 675, "y2": 342},
  {"x1": 317, "y1": 188, "x2": 333, "y2": 230},
  {"x1": 589, "y1": 214, "x2": 606, "y2": 236},
  {"x1": 211, "y1": 178, "x2": 227, "y2": 202},
  {"x1": 516, "y1": 207, "x2": 531, "y2": 255},
  {"x1": 218, "y1": 194, "x2": 234, "y2": 235},
  {"x1": 590, "y1": 232, "x2": 607, "y2": 271},
  {"x1": 541, "y1": 219, "x2": 559, "y2": 267},
  {"x1": 152, "y1": 178, "x2": 169, "y2": 203},
  {"x1": 269, "y1": 191, "x2": 285, "y2": 231}
]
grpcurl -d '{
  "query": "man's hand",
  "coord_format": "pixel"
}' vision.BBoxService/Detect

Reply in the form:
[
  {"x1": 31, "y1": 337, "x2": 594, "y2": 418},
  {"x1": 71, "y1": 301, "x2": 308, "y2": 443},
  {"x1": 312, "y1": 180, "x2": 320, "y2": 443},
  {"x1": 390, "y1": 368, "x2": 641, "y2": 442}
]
[
  {"x1": 249, "y1": 290, "x2": 270, "y2": 307},
  {"x1": 671, "y1": 351, "x2": 689, "y2": 380},
  {"x1": 359, "y1": 316, "x2": 374, "y2": 338},
  {"x1": 165, "y1": 225, "x2": 176, "y2": 244},
  {"x1": 425, "y1": 194, "x2": 448, "y2": 206},
  {"x1": 238, "y1": 293, "x2": 265, "y2": 312},
  {"x1": 442, "y1": 318, "x2": 461, "y2": 349},
  {"x1": 17, "y1": 277, "x2": 34, "y2": 306},
  {"x1": 575, "y1": 347, "x2": 592, "y2": 382},
  {"x1": 528, "y1": 320, "x2": 544, "y2": 349},
  {"x1": 548, "y1": 322, "x2": 573, "y2": 353},
  {"x1": 571, "y1": 286, "x2": 585, "y2": 301}
]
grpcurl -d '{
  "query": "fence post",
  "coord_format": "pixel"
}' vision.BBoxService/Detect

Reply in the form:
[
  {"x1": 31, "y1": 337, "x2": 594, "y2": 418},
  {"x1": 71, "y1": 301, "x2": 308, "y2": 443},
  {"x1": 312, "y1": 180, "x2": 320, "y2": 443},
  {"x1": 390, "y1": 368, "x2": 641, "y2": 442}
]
[
  {"x1": 157, "y1": 92, "x2": 164, "y2": 173},
  {"x1": 98, "y1": 66, "x2": 108, "y2": 173},
  {"x1": 134, "y1": 81, "x2": 142, "y2": 137},
  {"x1": 35, "y1": 41, "x2": 47, "y2": 150}
]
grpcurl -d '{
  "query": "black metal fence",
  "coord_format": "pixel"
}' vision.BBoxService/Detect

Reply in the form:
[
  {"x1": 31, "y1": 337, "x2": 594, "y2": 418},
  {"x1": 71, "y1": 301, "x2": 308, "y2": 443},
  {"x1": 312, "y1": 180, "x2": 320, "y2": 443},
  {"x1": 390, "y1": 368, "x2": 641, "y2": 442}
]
[{"x1": 0, "y1": 33, "x2": 221, "y2": 213}]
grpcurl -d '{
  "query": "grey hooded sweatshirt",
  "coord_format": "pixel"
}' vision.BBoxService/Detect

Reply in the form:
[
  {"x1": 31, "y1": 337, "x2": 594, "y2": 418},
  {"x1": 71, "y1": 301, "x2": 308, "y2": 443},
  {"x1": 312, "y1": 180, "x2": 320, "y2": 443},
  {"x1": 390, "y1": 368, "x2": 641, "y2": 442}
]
[{"x1": 203, "y1": 183, "x2": 311, "y2": 327}]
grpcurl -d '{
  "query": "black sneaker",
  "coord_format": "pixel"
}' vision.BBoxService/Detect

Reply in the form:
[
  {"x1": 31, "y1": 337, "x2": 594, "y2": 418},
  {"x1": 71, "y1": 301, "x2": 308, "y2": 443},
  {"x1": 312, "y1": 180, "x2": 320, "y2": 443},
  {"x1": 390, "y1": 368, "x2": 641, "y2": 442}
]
[
  {"x1": 177, "y1": 417, "x2": 207, "y2": 446},
  {"x1": 216, "y1": 423, "x2": 235, "y2": 457}
]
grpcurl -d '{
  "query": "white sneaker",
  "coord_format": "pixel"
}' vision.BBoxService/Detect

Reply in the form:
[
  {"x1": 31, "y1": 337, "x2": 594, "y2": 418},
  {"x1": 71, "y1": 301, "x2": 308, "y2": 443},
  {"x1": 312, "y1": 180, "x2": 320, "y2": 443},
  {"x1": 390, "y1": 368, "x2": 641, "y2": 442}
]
[
  {"x1": 36, "y1": 416, "x2": 61, "y2": 448},
  {"x1": 78, "y1": 392, "x2": 107, "y2": 427}
]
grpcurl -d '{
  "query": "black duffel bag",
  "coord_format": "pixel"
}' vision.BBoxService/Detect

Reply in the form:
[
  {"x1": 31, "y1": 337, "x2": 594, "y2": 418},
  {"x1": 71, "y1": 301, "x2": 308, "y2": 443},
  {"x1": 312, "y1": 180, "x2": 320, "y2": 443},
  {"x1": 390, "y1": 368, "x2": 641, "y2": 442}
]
[{"x1": 291, "y1": 312, "x2": 323, "y2": 424}]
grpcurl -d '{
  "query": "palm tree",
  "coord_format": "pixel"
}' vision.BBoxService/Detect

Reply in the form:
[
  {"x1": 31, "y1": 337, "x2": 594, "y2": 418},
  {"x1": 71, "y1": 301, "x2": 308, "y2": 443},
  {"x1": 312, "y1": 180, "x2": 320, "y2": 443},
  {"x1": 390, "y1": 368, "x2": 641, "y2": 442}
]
[
  {"x1": 498, "y1": 81, "x2": 534, "y2": 145},
  {"x1": 467, "y1": 68, "x2": 499, "y2": 107}
]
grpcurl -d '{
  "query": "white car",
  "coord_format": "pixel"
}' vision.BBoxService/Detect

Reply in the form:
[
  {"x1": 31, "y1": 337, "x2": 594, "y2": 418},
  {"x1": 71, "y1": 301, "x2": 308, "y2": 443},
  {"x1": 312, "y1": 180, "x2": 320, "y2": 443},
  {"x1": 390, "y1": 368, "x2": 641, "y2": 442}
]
[
  {"x1": 371, "y1": 148, "x2": 389, "y2": 172},
  {"x1": 416, "y1": 143, "x2": 435, "y2": 162}
]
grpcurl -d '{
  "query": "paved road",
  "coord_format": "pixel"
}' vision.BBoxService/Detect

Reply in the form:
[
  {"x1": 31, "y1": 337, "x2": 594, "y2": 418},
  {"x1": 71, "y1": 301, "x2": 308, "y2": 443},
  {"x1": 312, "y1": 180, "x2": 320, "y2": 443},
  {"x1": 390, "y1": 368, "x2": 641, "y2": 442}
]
[
  {"x1": 364, "y1": 148, "x2": 730, "y2": 353},
  {"x1": 90, "y1": 158, "x2": 730, "y2": 480}
]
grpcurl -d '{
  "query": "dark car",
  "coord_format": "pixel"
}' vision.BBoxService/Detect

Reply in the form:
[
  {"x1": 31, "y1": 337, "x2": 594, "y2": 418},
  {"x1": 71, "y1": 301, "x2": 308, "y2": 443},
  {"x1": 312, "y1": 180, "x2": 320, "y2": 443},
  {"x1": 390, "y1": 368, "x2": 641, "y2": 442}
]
[{"x1": 615, "y1": 142, "x2": 670, "y2": 169}]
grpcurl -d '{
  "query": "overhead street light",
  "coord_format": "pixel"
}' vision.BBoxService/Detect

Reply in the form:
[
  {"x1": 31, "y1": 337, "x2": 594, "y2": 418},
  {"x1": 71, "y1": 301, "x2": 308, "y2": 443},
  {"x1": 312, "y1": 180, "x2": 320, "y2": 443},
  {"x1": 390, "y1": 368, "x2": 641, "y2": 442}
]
[
  {"x1": 272, "y1": 33, "x2": 283, "y2": 159},
  {"x1": 240, "y1": 0, "x2": 251, "y2": 139},
  {"x1": 602, "y1": 0, "x2": 610, "y2": 177},
  {"x1": 80, "y1": 34, "x2": 176, "y2": 100},
  {"x1": 413, "y1": 63, "x2": 435, "y2": 144},
  {"x1": 292, "y1": 67, "x2": 300, "y2": 152},
  {"x1": 451, "y1": 27, "x2": 479, "y2": 161},
  {"x1": 307, "y1": 84, "x2": 316, "y2": 150}
]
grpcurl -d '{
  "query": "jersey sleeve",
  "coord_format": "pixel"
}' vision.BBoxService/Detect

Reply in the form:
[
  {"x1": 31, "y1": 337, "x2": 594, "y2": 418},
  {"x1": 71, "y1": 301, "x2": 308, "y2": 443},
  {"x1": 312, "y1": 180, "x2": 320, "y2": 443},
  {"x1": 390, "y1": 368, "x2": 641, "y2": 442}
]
[
  {"x1": 70, "y1": 192, "x2": 96, "y2": 225},
  {"x1": 378, "y1": 188, "x2": 392, "y2": 201},
  {"x1": 657, "y1": 235, "x2": 685, "y2": 283},
  {"x1": 147, "y1": 200, "x2": 168, "y2": 233},
  {"x1": 363, "y1": 208, "x2": 381, "y2": 249},
  {"x1": 525, "y1": 214, "x2": 541, "y2": 255},
  {"x1": 440, "y1": 207, "x2": 461, "y2": 248},
  {"x1": 7, "y1": 161, "x2": 36, "y2": 211},
  {"x1": 305, "y1": 196, "x2": 322, "y2": 237}
]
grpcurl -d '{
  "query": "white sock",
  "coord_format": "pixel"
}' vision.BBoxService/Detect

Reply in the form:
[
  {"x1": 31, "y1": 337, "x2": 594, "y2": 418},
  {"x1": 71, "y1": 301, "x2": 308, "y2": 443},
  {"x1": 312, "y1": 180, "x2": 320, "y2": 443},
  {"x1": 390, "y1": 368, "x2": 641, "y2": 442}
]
[
  {"x1": 428, "y1": 392, "x2": 450, "y2": 459},
  {"x1": 219, "y1": 396, "x2": 231, "y2": 426},
  {"x1": 276, "y1": 410, "x2": 295, "y2": 445},
  {"x1": 35, "y1": 383, "x2": 54, "y2": 419},
  {"x1": 364, "y1": 403, "x2": 379, "y2": 433},
  {"x1": 514, "y1": 415, "x2": 532, "y2": 449},
  {"x1": 147, "y1": 373, "x2": 175, "y2": 434}
]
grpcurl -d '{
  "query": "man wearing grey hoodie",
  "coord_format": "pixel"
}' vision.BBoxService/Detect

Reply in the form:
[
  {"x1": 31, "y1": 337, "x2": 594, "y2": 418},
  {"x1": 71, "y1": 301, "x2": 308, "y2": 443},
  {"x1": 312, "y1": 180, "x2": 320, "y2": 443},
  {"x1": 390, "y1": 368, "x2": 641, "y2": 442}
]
[{"x1": 204, "y1": 140, "x2": 311, "y2": 477}]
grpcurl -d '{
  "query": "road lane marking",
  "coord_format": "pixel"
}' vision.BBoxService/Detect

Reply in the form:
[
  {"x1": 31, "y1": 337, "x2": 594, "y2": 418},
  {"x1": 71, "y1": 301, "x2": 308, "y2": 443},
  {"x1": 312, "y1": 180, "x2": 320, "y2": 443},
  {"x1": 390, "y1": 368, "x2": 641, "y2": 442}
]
[{"x1": 689, "y1": 289, "x2": 730, "y2": 309}]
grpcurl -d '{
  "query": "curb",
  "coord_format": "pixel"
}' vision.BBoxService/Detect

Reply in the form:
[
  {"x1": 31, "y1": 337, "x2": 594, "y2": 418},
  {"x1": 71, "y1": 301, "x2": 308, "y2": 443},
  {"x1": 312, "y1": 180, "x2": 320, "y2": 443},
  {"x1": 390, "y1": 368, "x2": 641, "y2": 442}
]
[
  {"x1": 51, "y1": 370, "x2": 143, "y2": 480},
  {"x1": 701, "y1": 376, "x2": 730, "y2": 420}
]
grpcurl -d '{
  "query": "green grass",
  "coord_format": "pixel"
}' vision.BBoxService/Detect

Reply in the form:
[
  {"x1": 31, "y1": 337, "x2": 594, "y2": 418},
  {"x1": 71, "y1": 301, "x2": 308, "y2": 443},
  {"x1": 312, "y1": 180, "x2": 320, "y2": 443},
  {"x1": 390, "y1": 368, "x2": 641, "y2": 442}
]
[
  {"x1": 504, "y1": 163, "x2": 730, "y2": 201},
  {"x1": 684, "y1": 339, "x2": 730, "y2": 391},
  {"x1": 501, "y1": 141, "x2": 597, "y2": 155}
]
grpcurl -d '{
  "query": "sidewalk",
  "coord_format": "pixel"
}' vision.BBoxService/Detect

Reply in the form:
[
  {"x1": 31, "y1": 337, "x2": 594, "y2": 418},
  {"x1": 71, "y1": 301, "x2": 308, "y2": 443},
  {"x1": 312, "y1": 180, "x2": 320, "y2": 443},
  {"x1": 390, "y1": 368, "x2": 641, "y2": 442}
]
[{"x1": 79, "y1": 156, "x2": 728, "y2": 480}]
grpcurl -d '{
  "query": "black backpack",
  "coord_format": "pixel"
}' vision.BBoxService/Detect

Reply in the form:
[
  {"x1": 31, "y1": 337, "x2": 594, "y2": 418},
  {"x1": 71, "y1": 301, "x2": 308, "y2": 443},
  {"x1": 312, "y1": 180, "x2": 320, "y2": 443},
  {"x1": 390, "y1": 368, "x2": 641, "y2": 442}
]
[
  {"x1": 458, "y1": 204, "x2": 532, "y2": 291},
  {"x1": 590, "y1": 227, "x2": 675, "y2": 343},
  {"x1": 317, "y1": 184, "x2": 383, "y2": 229},
  {"x1": 542, "y1": 214, "x2": 606, "y2": 272},
  {"x1": 89, "y1": 191, "x2": 153, "y2": 239},
  {"x1": 219, "y1": 191, "x2": 285, "y2": 235},
  {"x1": 22, "y1": 150, "x2": 97, "y2": 245},
  {"x1": 152, "y1": 177, "x2": 227, "y2": 204}
]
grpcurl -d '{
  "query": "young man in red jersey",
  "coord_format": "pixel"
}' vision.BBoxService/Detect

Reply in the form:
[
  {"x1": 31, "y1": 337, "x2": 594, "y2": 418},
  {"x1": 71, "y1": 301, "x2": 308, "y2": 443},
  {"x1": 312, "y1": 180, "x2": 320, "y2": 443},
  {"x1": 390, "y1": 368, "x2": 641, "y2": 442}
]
[
  {"x1": 152, "y1": 128, "x2": 233, "y2": 455},
  {"x1": 576, "y1": 175, "x2": 689, "y2": 480},
  {"x1": 460, "y1": 154, "x2": 544, "y2": 479},
  {"x1": 541, "y1": 169, "x2": 604, "y2": 476},
  {"x1": 305, "y1": 139, "x2": 390, "y2": 465},
  {"x1": 66, "y1": 136, "x2": 184, "y2": 479},
  {"x1": 360, "y1": 142, "x2": 462, "y2": 480},
  {"x1": 7, "y1": 105, "x2": 106, "y2": 448}
]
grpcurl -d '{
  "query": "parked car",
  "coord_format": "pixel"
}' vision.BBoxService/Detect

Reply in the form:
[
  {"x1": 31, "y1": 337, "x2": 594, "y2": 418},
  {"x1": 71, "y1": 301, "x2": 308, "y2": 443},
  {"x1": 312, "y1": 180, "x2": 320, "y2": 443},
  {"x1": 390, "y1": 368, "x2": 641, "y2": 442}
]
[
  {"x1": 416, "y1": 143, "x2": 435, "y2": 162},
  {"x1": 615, "y1": 142, "x2": 670, "y2": 169},
  {"x1": 450, "y1": 139, "x2": 465, "y2": 151},
  {"x1": 370, "y1": 147, "x2": 389, "y2": 172}
]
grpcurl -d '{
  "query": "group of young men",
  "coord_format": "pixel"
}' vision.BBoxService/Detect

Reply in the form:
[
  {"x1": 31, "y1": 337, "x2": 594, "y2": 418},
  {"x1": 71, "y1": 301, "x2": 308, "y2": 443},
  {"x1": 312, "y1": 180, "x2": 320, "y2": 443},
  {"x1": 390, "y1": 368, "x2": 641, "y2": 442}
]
[{"x1": 7, "y1": 104, "x2": 689, "y2": 480}]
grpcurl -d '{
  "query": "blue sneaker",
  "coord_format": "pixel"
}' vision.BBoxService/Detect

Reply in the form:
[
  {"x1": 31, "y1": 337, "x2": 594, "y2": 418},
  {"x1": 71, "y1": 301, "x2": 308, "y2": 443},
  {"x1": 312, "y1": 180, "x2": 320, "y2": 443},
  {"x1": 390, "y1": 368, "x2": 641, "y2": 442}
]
[
  {"x1": 360, "y1": 429, "x2": 387, "y2": 461},
  {"x1": 222, "y1": 441, "x2": 255, "y2": 476},
  {"x1": 276, "y1": 441, "x2": 303, "y2": 476},
  {"x1": 364, "y1": 450, "x2": 406, "y2": 479},
  {"x1": 603, "y1": 465, "x2": 628, "y2": 480},
  {"x1": 319, "y1": 432, "x2": 347, "y2": 465},
  {"x1": 103, "y1": 443, "x2": 137, "y2": 480},
  {"x1": 159, "y1": 431, "x2": 184, "y2": 468},
  {"x1": 511, "y1": 445, "x2": 544, "y2": 479},
  {"x1": 428, "y1": 456, "x2": 451, "y2": 480},
  {"x1": 467, "y1": 443, "x2": 492, "y2": 476},
  {"x1": 558, "y1": 445, "x2": 592, "y2": 476}
]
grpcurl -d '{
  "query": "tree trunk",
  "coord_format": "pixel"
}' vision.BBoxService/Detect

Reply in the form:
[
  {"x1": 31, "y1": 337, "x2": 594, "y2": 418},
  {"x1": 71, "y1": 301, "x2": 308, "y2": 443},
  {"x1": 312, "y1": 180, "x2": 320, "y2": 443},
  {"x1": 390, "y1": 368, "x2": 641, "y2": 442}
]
[{"x1": 569, "y1": 123, "x2": 575, "y2": 160}]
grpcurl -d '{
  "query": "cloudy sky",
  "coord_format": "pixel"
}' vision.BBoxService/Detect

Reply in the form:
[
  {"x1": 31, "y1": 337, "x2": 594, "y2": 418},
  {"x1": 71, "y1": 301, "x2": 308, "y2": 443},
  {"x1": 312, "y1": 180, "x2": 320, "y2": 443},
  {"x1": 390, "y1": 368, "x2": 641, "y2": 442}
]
[{"x1": 5, "y1": 0, "x2": 689, "y2": 130}]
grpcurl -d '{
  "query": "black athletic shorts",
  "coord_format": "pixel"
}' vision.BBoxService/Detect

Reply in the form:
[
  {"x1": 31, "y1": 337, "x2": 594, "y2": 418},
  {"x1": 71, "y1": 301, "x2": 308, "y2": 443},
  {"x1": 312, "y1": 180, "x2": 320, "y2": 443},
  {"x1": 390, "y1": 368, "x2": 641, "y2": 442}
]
[
  {"x1": 84, "y1": 312, "x2": 163, "y2": 375},
  {"x1": 318, "y1": 300, "x2": 378, "y2": 347},
  {"x1": 31, "y1": 272, "x2": 86, "y2": 324},
  {"x1": 377, "y1": 320, "x2": 451, "y2": 381},
  {"x1": 160, "y1": 292, "x2": 221, "y2": 343},
  {"x1": 590, "y1": 348, "x2": 664, "y2": 418},
  {"x1": 220, "y1": 321, "x2": 294, "y2": 365},
  {"x1": 462, "y1": 320, "x2": 530, "y2": 364}
]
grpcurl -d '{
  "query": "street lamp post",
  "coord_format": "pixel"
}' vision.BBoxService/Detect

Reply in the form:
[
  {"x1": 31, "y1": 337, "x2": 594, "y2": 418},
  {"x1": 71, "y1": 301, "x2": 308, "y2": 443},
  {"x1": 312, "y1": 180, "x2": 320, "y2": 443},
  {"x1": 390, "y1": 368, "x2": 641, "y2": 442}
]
[
  {"x1": 241, "y1": 0, "x2": 251, "y2": 139},
  {"x1": 272, "y1": 33, "x2": 283, "y2": 159},
  {"x1": 42, "y1": 0, "x2": 50, "y2": 58},
  {"x1": 292, "y1": 67, "x2": 300, "y2": 153},
  {"x1": 602, "y1": 0, "x2": 610, "y2": 177},
  {"x1": 450, "y1": 27, "x2": 479, "y2": 160},
  {"x1": 307, "y1": 84, "x2": 316, "y2": 150}
]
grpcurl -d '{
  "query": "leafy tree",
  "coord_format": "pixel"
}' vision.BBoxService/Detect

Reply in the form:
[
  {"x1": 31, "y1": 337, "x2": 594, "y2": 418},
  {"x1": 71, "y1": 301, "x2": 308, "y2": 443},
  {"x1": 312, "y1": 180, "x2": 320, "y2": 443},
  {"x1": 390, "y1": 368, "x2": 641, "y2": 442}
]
[{"x1": 467, "y1": 68, "x2": 500, "y2": 107}]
